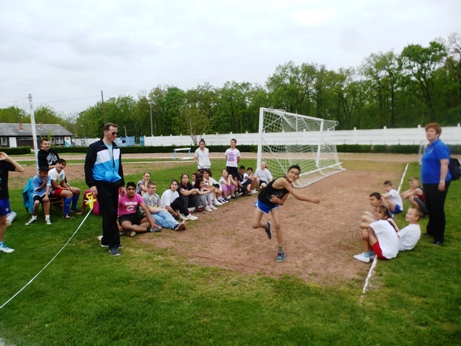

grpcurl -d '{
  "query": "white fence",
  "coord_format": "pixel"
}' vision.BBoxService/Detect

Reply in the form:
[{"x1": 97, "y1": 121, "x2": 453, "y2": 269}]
[
  {"x1": 79, "y1": 125, "x2": 461, "y2": 147},
  {"x1": 140, "y1": 125, "x2": 461, "y2": 147}
]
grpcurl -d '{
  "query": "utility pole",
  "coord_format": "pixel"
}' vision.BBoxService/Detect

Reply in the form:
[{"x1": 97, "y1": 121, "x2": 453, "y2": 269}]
[
  {"x1": 101, "y1": 90, "x2": 106, "y2": 124},
  {"x1": 28, "y1": 94, "x2": 39, "y2": 169}
]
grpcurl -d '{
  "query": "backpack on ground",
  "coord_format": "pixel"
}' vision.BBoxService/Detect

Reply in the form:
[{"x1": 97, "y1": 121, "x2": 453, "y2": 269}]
[{"x1": 449, "y1": 157, "x2": 461, "y2": 181}]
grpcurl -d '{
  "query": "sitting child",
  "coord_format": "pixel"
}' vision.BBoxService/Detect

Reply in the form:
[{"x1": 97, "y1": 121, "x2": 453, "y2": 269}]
[
  {"x1": 26, "y1": 166, "x2": 52, "y2": 226},
  {"x1": 242, "y1": 167, "x2": 258, "y2": 195},
  {"x1": 48, "y1": 158, "x2": 81, "y2": 219},
  {"x1": 118, "y1": 182, "x2": 160, "y2": 236},
  {"x1": 143, "y1": 181, "x2": 186, "y2": 231},
  {"x1": 381, "y1": 180, "x2": 403, "y2": 215},
  {"x1": 195, "y1": 177, "x2": 216, "y2": 211},
  {"x1": 161, "y1": 180, "x2": 198, "y2": 221},
  {"x1": 400, "y1": 177, "x2": 428, "y2": 215},
  {"x1": 219, "y1": 169, "x2": 237, "y2": 200},
  {"x1": 397, "y1": 207, "x2": 422, "y2": 251},
  {"x1": 354, "y1": 205, "x2": 400, "y2": 263},
  {"x1": 202, "y1": 170, "x2": 225, "y2": 205}
]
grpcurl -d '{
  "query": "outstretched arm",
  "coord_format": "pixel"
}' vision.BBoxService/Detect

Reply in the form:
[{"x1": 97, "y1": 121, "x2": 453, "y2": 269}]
[{"x1": 274, "y1": 178, "x2": 320, "y2": 204}]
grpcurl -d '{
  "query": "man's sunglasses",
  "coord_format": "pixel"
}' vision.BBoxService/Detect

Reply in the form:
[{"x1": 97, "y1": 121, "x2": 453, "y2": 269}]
[{"x1": 111, "y1": 132, "x2": 119, "y2": 136}]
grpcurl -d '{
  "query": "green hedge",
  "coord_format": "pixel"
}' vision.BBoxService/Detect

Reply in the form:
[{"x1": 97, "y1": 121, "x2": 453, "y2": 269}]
[{"x1": 2, "y1": 146, "x2": 31, "y2": 155}]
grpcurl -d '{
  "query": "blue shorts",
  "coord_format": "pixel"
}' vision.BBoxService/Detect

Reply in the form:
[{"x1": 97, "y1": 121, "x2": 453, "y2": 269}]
[
  {"x1": 394, "y1": 204, "x2": 403, "y2": 214},
  {"x1": 0, "y1": 199, "x2": 11, "y2": 216},
  {"x1": 254, "y1": 199, "x2": 279, "y2": 214}
]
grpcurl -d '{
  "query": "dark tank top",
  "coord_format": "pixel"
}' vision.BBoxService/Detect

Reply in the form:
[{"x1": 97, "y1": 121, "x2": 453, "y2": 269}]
[{"x1": 258, "y1": 177, "x2": 290, "y2": 207}]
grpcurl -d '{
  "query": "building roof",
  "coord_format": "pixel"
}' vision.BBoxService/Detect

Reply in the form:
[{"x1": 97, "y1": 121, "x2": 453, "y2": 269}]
[{"x1": 0, "y1": 123, "x2": 73, "y2": 136}]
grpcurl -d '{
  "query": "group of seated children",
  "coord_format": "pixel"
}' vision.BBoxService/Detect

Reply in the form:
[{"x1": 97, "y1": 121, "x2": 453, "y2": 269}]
[
  {"x1": 354, "y1": 178, "x2": 426, "y2": 263},
  {"x1": 26, "y1": 159, "x2": 81, "y2": 226}
]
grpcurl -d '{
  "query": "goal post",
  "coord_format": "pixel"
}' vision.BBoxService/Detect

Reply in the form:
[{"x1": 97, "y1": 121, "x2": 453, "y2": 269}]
[{"x1": 257, "y1": 108, "x2": 345, "y2": 188}]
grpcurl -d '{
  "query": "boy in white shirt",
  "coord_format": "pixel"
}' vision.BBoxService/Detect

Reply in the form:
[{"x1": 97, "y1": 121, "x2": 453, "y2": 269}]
[
  {"x1": 381, "y1": 180, "x2": 403, "y2": 215},
  {"x1": 397, "y1": 207, "x2": 422, "y2": 251},
  {"x1": 254, "y1": 161, "x2": 273, "y2": 189},
  {"x1": 48, "y1": 158, "x2": 81, "y2": 218}
]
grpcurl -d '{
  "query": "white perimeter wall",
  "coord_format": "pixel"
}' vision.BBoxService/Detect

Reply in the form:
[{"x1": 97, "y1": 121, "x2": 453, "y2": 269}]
[{"x1": 81, "y1": 124, "x2": 461, "y2": 147}]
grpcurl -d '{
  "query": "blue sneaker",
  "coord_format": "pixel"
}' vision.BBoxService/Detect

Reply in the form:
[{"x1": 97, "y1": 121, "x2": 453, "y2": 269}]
[
  {"x1": 276, "y1": 252, "x2": 286, "y2": 262},
  {"x1": 0, "y1": 243, "x2": 14, "y2": 253},
  {"x1": 265, "y1": 221, "x2": 272, "y2": 240}
]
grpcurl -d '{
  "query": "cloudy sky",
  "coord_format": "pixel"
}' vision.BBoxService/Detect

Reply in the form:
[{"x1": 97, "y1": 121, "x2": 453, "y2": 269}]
[{"x1": 1, "y1": 0, "x2": 460, "y2": 116}]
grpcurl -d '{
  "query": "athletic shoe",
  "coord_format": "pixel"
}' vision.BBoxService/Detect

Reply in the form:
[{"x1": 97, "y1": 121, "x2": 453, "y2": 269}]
[
  {"x1": 45, "y1": 218, "x2": 52, "y2": 225},
  {"x1": 129, "y1": 231, "x2": 136, "y2": 237},
  {"x1": 213, "y1": 200, "x2": 223, "y2": 206},
  {"x1": 186, "y1": 214, "x2": 198, "y2": 221},
  {"x1": 210, "y1": 205, "x2": 218, "y2": 210},
  {"x1": 174, "y1": 222, "x2": 186, "y2": 231},
  {"x1": 251, "y1": 189, "x2": 258, "y2": 194},
  {"x1": 237, "y1": 192, "x2": 243, "y2": 197},
  {"x1": 6, "y1": 220, "x2": 11, "y2": 228},
  {"x1": 276, "y1": 252, "x2": 286, "y2": 262},
  {"x1": 63, "y1": 214, "x2": 75, "y2": 219},
  {"x1": 205, "y1": 206, "x2": 213, "y2": 212},
  {"x1": 179, "y1": 213, "x2": 188, "y2": 221},
  {"x1": 353, "y1": 252, "x2": 371, "y2": 263},
  {"x1": 195, "y1": 207, "x2": 204, "y2": 213},
  {"x1": 0, "y1": 243, "x2": 14, "y2": 253},
  {"x1": 70, "y1": 208, "x2": 81, "y2": 213},
  {"x1": 265, "y1": 221, "x2": 272, "y2": 240},
  {"x1": 231, "y1": 195, "x2": 237, "y2": 199},
  {"x1": 25, "y1": 216, "x2": 37, "y2": 226},
  {"x1": 148, "y1": 226, "x2": 162, "y2": 232},
  {"x1": 109, "y1": 248, "x2": 121, "y2": 256}
]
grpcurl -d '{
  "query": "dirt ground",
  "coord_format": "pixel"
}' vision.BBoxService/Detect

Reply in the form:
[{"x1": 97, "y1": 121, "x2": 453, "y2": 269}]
[{"x1": 10, "y1": 153, "x2": 419, "y2": 286}]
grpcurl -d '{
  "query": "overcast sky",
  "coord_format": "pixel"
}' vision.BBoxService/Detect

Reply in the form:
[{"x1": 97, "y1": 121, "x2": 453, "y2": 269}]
[{"x1": 1, "y1": 0, "x2": 460, "y2": 116}]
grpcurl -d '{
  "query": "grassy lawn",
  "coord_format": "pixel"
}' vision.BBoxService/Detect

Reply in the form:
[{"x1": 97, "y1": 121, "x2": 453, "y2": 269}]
[{"x1": 0, "y1": 159, "x2": 460, "y2": 345}]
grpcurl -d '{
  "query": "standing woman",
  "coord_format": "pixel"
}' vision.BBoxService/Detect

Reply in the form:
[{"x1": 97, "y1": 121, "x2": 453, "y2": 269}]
[
  {"x1": 421, "y1": 123, "x2": 452, "y2": 245},
  {"x1": 194, "y1": 139, "x2": 211, "y2": 171}
]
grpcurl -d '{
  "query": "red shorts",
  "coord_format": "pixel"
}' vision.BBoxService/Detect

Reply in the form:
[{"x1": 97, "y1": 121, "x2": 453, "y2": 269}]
[
  {"x1": 371, "y1": 241, "x2": 389, "y2": 260},
  {"x1": 50, "y1": 189, "x2": 65, "y2": 197}
]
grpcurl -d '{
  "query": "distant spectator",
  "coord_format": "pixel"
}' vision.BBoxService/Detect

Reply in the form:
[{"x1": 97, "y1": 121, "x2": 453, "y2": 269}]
[
  {"x1": 397, "y1": 207, "x2": 422, "y2": 251},
  {"x1": 38, "y1": 139, "x2": 59, "y2": 170},
  {"x1": 194, "y1": 139, "x2": 211, "y2": 170},
  {"x1": 400, "y1": 177, "x2": 428, "y2": 215},
  {"x1": 49, "y1": 158, "x2": 81, "y2": 218},
  {"x1": 381, "y1": 180, "x2": 403, "y2": 215},
  {"x1": 255, "y1": 161, "x2": 273, "y2": 189},
  {"x1": 161, "y1": 180, "x2": 198, "y2": 221},
  {"x1": 136, "y1": 172, "x2": 151, "y2": 195}
]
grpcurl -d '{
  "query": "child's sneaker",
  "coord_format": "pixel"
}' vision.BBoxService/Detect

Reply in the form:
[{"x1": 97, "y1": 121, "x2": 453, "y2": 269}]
[
  {"x1": 0, "y1": 243, "x2": 14, "y2": 253},
  {"x1": 265, "y1": 221, "x2": 272, "y2": 240},
  {"x1": 276, "y1": 252, "x2": 286, "y2": 262},
  {"x1": 45, "y1": 218, "x2": 52, "y2": 225},
  {"x1": 25, "y1": 216, "x2": 37, "y2": 226},
  {"x1": 353, "y1": 252, "x2": 371, "y2": 263},
  {"x1": 210, "y1": 205, "x2": 218, "y2": 210},
  {"x1": 63, "y1": 214, "x2": 75, "y2": 219},
  {"x1": 186, "y1": 214, "x2": 198, "y2": 221},
  {"x1": 205, "y1": 206, "x2": 213, "y2": 212},
  {"x1": 213, "y1": 200, "x2": 223, "y2": 206},
  {"x1": 129, "y1": 231, "x2": 136, "y2": 237}
]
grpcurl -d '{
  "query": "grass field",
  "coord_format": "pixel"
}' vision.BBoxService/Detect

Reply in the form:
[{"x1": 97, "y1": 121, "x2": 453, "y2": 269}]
[{"x1": 0, "y1": 157, "x2": 460, "y2": 345}]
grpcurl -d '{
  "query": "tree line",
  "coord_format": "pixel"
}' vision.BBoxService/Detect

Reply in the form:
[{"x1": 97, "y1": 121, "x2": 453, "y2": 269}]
[{"x1": 2, "y1": 33, "x2": 460, "y2": 139}]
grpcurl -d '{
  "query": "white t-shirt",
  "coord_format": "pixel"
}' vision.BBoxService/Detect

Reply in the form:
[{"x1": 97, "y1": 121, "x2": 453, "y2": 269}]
[
  {"x1": 194, "y1": 147, "x2": 211, "y2": 169},
  {"x1": 255, "y1": 168, "x2": 273, "y2": 183},
  {"x1": 370, "y1": 219, "x2": 400, "y2": 259},
  {"x1": 161, "y1": 189, "x2": 180, "y2": 207},
  {"x1": 397, "y1": 223, "x2": 421, "y2": 251},
  {"x1": 48, "y1": 168, "x2": 66, "y2": 190},
  {"x1": 225, "y1": 148, "x2": 240, "y2": 168},
  {"x1": 388, "y1": 189, "x2": 403, "y2": 207}
]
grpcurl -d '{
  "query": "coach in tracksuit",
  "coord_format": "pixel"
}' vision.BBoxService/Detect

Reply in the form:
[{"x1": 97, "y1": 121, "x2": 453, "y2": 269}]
[{"x1": 84, "y1": 123, "x2": 126, "y2": 256}]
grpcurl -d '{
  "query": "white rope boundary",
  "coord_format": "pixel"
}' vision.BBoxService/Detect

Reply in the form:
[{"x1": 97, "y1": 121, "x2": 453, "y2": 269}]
[
  {"x1": 0, "y1": 209, "x2": 93, "y2": 310},
  {"x1": 360, "y1": 163, "x2": 409, "y2": 301}
]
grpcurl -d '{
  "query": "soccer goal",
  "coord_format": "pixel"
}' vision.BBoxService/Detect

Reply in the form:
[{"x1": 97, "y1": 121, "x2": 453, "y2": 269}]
[{"x1": 257, "y1": 108, "x2": 345, "y2": 188}]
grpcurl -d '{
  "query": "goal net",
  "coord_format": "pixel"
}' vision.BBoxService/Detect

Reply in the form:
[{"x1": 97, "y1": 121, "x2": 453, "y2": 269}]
[{"x1": 257, "y1": 108, "x2": 345, "y2": 188}]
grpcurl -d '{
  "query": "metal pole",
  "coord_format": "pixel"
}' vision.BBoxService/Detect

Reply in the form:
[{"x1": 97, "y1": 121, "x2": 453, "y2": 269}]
[
  {"x1": 149, "y1": 103, "x2": 153, "y2": 136},
  {"x1": 28, "y1": 94, "x2": 39, "y2": 170}
]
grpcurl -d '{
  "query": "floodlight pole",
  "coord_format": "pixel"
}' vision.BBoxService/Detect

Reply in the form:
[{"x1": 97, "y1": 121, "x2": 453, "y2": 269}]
[{"x1": 149, "y1": 102, "x2": 154, "y2": 137}]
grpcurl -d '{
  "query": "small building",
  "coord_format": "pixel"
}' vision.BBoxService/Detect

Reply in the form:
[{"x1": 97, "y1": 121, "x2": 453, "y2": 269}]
[{"x1": 0, "y1": 122, "x2": 73, "y2": 148}]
